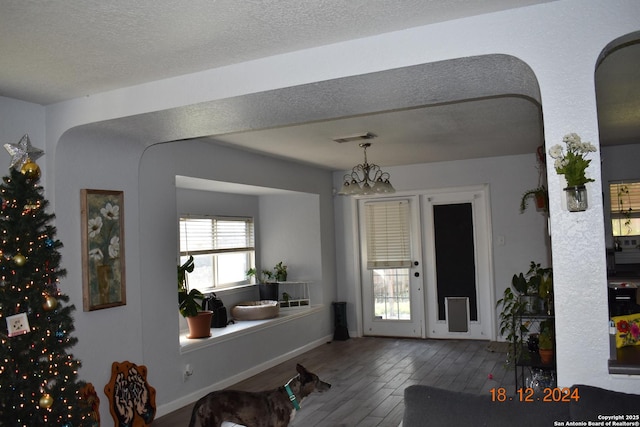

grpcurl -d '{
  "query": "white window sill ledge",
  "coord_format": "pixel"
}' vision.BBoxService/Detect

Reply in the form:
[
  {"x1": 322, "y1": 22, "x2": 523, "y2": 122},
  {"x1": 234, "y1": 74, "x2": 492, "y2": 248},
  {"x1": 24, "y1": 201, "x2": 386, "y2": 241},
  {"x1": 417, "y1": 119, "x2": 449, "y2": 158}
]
[{"x1": 179, "y1": 304, "x2": 325, "y2": 354}]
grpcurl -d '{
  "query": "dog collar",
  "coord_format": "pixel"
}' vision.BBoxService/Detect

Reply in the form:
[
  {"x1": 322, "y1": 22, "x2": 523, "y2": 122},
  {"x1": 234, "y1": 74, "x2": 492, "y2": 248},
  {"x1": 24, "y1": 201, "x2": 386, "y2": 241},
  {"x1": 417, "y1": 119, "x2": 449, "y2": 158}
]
[{"x1": 284, "y1": 376, "x2": 301, "y2": 410}]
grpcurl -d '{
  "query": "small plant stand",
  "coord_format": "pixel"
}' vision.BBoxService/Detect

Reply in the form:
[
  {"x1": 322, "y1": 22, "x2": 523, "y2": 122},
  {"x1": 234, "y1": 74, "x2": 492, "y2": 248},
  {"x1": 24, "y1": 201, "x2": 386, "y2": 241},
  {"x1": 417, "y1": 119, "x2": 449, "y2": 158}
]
[
  {"x1": 278, "y1": 281, "x2": 311, "y2": 309},
  {"x1": 514, "y1": 312, "x2": 556, "y2": 390}
]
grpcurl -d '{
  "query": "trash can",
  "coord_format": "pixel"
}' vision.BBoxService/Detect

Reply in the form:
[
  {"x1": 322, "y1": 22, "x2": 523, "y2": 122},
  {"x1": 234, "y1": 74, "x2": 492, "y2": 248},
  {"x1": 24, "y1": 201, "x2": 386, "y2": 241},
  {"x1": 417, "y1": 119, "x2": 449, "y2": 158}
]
[{"x1": 332, "y1": 301, "x2": 350, "y2": 341}]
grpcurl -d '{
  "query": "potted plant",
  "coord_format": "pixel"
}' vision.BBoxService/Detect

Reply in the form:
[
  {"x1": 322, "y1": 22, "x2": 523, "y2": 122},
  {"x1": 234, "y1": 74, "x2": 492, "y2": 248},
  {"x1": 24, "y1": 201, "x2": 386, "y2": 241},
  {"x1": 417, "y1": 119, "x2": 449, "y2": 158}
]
[
  {"x1": 512, "y1": 261, "x2": 552, "y2": 314},
  {"x1": 519, "y1": 186, "x2": 548, "y2": 213},
  {"x1": 496, "y1": 286, "x2": 528, "y2": 366},
  {"x1": 520, "y1": 145, "x2": 549, "y2": 214},
  {"x1": 538, "y1": 320, "x2": 554, "y2": 365},
  {"x1": 178, "y1": 256, "x2": 212, "y2": 338},
  {"x1": 274, "y1": 261, "x2": 288, "y2": 282},
  {"x1": 247, "y1": 261, "x2": 288, "y2": 301},
  {"x1": 497, "y1": 261, "x2": 553, "y2": 365},
  {"x1": 537, "y1": 265, "x2": 554, "y2": 315}
]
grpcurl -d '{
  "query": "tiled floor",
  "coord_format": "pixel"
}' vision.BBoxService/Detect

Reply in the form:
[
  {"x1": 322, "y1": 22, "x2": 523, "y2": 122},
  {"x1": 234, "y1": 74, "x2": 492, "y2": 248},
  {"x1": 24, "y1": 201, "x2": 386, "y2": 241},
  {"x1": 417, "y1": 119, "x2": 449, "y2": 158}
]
[{"x1": 154, "y1": 337, "x2": 514, "y2": 426}]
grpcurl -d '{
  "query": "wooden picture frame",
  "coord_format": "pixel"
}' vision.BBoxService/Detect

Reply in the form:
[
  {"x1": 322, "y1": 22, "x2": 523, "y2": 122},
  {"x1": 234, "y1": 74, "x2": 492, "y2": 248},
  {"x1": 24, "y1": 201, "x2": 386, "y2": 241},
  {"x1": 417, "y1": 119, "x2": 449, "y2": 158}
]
[{"x1": 81, "y1": 189, "x2": 126, "y2": 311}]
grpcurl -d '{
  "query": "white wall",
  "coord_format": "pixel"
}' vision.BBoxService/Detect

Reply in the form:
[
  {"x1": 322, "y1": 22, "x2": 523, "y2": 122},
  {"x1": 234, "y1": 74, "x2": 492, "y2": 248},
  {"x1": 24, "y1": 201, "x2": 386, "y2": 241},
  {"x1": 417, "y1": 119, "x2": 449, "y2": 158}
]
[
  {"x1": 259, "y1": 193, "x2": 326, "y2": 304},
  {"x1": 53, "y1": 129, "x2": 147, "y2": 413},
  {"x1": 0, "y1": 96, "x2": 46, "y2": 186}
]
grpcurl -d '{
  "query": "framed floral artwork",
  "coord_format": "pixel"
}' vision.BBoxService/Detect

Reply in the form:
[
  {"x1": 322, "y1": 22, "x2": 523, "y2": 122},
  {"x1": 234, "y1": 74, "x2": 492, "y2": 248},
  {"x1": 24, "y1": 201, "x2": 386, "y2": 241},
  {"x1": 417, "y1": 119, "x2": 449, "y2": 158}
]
[{"x1": 81, "y1": 189, "x2": 126, "y2": 311}]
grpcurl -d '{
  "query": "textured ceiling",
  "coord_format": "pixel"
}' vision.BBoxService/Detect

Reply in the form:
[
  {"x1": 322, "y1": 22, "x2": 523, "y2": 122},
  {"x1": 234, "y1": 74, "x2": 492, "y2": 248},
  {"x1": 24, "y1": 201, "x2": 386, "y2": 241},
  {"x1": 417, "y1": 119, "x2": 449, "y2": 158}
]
[
  {"x1": 0, "y1": 0, "x2": 555, "y2": 105},
  {"x1": 1, "y1": 0, "x2": 637, "y2": 173}
]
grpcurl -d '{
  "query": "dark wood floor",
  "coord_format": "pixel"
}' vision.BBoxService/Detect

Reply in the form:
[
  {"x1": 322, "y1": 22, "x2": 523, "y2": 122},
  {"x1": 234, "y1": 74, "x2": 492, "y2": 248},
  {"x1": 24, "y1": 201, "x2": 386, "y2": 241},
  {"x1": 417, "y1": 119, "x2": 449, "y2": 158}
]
[{"x1": 154, "y1": 337, "x2": 515, "y2": 427}]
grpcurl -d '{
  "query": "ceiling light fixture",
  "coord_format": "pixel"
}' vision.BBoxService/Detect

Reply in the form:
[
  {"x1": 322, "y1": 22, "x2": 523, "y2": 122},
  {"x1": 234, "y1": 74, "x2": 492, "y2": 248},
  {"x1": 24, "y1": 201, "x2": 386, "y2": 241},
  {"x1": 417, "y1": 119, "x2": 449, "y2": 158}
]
[{"x1": 338, "y1": 142, "x2": 395, "y2": 196}]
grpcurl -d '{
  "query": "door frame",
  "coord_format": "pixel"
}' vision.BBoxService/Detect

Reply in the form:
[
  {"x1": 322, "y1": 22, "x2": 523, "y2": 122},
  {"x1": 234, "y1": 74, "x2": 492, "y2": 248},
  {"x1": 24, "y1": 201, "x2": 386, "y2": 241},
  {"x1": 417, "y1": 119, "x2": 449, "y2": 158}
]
[
  {"x1": 421, "y1": 185, "x2": 495, "y2": 340},
  {"x1": 353, "y1": 185, "x2": 496, "y2": 341}
]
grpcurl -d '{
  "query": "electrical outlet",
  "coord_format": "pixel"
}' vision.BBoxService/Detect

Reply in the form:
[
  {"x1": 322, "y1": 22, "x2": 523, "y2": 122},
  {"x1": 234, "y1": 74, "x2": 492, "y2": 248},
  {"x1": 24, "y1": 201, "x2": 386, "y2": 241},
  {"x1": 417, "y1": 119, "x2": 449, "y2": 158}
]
[{"x1": 183, "y1": 364, "x2": 193, "y2": 382}]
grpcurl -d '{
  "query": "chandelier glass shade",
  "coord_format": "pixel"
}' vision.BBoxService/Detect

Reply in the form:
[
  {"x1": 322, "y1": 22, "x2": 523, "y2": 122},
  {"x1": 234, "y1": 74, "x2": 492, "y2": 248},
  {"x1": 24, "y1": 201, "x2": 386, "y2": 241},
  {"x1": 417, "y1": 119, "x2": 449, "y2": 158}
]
[{"x1": 338, "y1": 143, "x2": 395, "y2": 196}]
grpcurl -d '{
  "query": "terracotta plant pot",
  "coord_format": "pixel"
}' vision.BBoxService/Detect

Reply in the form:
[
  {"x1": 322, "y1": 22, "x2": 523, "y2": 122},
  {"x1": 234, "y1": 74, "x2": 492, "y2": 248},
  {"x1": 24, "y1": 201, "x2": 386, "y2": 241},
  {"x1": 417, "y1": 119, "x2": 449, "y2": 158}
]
[
  {"x1": 185, "y1": 311, "x2": 213, "y2": 338},
  {"x1": 538, "y1": 348, "x2": 554, "y2": 365}
]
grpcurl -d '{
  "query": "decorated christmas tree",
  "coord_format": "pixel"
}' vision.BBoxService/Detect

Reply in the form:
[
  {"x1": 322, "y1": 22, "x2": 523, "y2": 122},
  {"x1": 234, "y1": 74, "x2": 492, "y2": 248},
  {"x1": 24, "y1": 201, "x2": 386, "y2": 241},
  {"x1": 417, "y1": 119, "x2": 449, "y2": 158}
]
[{"x1": 0, "y1": 135, "x2": 97, "y2": 426}]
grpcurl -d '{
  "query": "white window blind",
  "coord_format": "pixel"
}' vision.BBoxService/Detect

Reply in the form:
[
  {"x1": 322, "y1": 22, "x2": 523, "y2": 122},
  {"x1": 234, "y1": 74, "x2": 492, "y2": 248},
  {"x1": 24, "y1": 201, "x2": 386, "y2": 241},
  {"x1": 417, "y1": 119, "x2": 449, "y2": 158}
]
[
  {"x1": 610, "y1": 182, "x2": 640, "y2": 216},
  {"x1": 180, "y1": 217, "x2": 254, "y2": 255},
  {"x1": 364, "y1": 200, "x2": 412, "y2": 269}
]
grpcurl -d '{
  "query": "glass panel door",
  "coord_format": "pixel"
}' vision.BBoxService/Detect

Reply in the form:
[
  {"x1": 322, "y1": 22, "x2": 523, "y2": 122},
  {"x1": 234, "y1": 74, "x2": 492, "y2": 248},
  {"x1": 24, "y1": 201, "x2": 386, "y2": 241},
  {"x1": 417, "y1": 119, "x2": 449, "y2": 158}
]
[{"x1": 360, "y1": 196, "x2": 424, "y2": 338}]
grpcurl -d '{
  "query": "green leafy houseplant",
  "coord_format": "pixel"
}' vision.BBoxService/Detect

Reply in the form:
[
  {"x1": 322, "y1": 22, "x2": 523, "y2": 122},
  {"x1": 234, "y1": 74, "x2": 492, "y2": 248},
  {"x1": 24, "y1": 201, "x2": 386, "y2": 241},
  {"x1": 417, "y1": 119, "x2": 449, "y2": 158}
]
[
  {"x1": 496, "y1": 287, "x2": 528, "y2": 366},
  {"x1": 274, "y1": 261, "x2": 287, "y2": 282},
  {"x1": 178, "y1": 255, "x2": 204, "y2": 318},
  {"x1": 520, "y1": 145, "x2": 548, "y2": 214},
  {"x1": 617, "y1": 184, "x2": 633, "y2": 236},
  {"x1": 538, "y1": 327, "x2": 554, "y2": 350},
  {"x1": 519, "y1": 186, "x2": 548, "y2": 213},
  {"x1": 246, "y1": 261, "x2": 288, "y2": 283},
  {"x1": 511, "y1": 262, "x2": 552, "y2": 298},
  {"x1": 246, "y1": 267, "x2": 273, "y2": 283},
  {"x1": 497, "y1": 261, "x2": 553, "y2": 366},
  {"x1": 538, "y1": 320, "x2": 555, "y2": 364}
]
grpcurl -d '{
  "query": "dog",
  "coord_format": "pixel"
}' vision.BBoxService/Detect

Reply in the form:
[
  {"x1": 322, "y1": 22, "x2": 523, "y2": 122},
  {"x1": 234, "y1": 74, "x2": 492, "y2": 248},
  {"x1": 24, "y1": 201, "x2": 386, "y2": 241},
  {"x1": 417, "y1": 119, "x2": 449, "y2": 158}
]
[{"x1": 188, "y1": 363, "x2": 331, "y2": 427}]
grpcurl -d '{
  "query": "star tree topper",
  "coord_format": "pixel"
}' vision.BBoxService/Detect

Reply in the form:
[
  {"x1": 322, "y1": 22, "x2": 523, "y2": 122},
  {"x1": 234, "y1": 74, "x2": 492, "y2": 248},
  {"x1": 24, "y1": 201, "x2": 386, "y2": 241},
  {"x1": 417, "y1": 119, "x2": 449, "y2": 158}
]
[{"x1": 4, "y1": 134, "x2": 44, "y2": 169}]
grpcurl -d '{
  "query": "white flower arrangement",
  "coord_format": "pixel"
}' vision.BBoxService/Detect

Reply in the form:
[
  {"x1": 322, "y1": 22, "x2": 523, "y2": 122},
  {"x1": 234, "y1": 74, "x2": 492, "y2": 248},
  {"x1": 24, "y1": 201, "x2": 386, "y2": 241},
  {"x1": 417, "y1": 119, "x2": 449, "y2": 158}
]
[{"x1": 548, "y1": 133, "x2": 597, "y2": 187}]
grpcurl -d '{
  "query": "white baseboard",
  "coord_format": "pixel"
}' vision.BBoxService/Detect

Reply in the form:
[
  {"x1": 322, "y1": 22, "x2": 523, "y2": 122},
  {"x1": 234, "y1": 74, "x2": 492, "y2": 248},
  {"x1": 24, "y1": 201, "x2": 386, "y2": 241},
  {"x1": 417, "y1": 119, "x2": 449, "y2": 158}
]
[{"x1": 156, "y1": 334, "x2": 333, "y2": 418}]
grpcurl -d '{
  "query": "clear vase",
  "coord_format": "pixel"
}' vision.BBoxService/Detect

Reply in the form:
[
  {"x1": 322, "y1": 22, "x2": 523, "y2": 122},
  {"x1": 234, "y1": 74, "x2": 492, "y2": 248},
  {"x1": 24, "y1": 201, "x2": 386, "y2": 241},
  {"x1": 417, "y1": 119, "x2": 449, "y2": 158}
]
[{"x1": 564, "y1": 185, "x2": 588, "y2": 212}]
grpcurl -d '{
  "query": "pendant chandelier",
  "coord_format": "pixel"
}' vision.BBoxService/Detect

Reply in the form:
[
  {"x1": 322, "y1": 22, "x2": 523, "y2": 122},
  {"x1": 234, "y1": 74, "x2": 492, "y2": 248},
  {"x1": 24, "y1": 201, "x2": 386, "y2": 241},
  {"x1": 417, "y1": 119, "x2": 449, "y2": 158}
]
[{"x1": 338, "y1": 142, "x2": 395, "y2": 196}]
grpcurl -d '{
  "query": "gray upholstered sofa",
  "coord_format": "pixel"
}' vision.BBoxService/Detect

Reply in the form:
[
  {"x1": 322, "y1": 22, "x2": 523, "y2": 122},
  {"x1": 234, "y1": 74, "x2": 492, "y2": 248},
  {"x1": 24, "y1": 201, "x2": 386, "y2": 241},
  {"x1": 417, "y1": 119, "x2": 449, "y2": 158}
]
[{"x1": 403, "y1": 384, "x2": 640, "y2": 426}]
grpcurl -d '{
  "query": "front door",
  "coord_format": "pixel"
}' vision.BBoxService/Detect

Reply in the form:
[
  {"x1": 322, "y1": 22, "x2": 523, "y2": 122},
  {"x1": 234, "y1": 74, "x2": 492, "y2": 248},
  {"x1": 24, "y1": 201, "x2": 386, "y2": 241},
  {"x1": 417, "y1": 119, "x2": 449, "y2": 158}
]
[{"x1": 360, "y1": 196, "x2": 425, "y2": 338}]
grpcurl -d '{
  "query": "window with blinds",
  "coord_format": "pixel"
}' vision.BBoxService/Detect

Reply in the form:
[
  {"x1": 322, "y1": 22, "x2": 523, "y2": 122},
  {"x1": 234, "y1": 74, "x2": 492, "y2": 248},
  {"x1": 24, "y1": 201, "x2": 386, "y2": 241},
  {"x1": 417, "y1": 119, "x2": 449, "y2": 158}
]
[
  {"x1": 179, "y1": 216, "x2": 255, "y2": 290},
  {"x1": 364, "y1": 200, "x2": 412, "y2": 269},
  {"x1": 610, "y1": 181, "x2": 640, "y2": 236}
]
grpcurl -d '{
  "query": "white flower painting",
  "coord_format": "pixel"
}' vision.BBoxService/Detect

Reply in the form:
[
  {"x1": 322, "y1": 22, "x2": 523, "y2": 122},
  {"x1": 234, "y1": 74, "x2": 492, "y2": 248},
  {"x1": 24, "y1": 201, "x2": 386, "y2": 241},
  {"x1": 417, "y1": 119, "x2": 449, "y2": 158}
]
[{"x1": 81, "y1": 190, "x2": 126, "y2": 311}]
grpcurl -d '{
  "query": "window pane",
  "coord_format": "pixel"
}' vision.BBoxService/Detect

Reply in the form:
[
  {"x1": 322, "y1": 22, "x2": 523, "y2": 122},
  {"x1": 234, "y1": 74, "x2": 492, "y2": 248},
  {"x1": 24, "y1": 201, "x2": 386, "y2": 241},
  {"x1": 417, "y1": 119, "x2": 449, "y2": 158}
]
[
  {"x1": 179, "y1": 216, "x2": 255, "y2": 290},
  {"x1": 217, "y1": 252, "x2": 250, "y2": 285},
  {"x1": 181, "y1": 254, "x2": 213, "y2": 289},
  {"x1": 610, "y1": 182, "x2": 640, "y2": 215},
  {"x1": 612, "y1": 218, "x2": 640, "y2": 237},
  {"x1": 373, "y1": 268, "x2": 411, "y2": 320}
]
